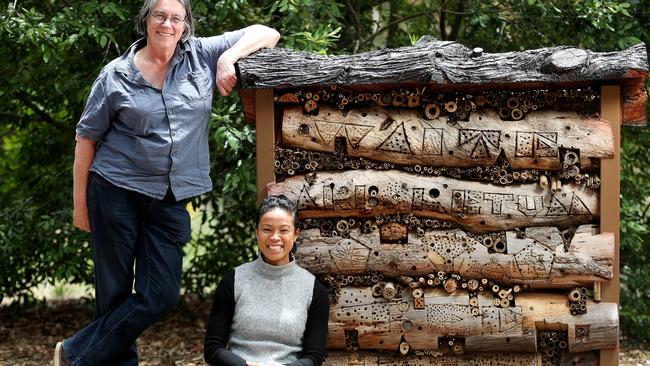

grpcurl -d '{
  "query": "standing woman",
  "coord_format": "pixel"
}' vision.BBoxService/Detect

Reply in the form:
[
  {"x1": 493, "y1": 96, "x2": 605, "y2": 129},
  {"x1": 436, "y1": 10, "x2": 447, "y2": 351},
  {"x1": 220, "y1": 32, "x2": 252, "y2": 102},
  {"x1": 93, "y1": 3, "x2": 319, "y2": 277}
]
[
  {"x1": 55, "y1": 0, "x2": 280, "y2": 364},
  {"x1": 204, "y1": 195, "x2": 329, "y2": 366}
]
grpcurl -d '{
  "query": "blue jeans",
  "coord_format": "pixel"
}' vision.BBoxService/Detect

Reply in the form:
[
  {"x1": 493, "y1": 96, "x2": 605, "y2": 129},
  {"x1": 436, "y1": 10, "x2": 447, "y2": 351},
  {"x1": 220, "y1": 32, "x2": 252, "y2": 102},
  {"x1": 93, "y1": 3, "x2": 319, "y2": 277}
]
[{"x1": 63, "y1": 173, "x2": 191, "y2": 365}]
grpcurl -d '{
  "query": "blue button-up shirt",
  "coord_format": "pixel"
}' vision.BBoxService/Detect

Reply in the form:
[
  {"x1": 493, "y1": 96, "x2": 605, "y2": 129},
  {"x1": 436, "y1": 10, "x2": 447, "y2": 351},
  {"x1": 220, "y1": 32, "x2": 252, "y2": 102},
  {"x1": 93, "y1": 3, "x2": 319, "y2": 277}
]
[{"x1": 76, "y1": 31, "x2": 244, "y2": 200}]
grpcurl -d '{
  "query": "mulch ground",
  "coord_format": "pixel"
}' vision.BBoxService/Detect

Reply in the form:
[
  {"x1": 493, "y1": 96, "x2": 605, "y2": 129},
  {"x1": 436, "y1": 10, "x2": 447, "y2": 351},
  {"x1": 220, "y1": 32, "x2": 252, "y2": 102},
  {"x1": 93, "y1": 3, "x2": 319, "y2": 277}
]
[
  {"x1": 1, "y1": 294, "x2": 649, "y2": 365},
  {"x1": 0, "y1": 294, "x2": 211, "y2": 366}
]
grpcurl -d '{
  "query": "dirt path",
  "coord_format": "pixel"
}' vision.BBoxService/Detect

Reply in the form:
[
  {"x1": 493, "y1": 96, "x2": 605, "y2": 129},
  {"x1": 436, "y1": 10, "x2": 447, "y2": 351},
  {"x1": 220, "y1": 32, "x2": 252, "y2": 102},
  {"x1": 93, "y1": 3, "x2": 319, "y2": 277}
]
[{"x1": 1, "y1": 295, "x2": 648, "y2": 365}]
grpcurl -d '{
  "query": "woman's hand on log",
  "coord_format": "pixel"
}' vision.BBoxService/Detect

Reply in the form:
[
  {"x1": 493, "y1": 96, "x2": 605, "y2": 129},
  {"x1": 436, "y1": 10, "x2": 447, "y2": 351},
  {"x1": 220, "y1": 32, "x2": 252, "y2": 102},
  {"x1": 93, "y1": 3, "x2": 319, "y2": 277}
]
[{"x1": 216, "y1": 56, "x2": 237, "y2": 96}]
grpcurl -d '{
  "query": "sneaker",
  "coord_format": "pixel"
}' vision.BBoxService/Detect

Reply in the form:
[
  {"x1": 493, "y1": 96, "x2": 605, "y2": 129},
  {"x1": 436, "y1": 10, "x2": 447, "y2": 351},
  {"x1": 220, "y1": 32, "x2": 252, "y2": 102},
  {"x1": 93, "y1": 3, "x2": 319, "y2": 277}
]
[{"x1": 54, "y1": 342, "x2": 70, "y2": 366}]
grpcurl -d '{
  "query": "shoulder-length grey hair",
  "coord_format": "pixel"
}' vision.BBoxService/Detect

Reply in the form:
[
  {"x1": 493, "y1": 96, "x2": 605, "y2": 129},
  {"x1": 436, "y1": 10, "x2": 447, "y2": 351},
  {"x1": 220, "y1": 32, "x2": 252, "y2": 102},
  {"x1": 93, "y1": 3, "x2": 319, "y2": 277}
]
[{"x1": 135, "y1": 0, "x2": 195, "y2": 43}]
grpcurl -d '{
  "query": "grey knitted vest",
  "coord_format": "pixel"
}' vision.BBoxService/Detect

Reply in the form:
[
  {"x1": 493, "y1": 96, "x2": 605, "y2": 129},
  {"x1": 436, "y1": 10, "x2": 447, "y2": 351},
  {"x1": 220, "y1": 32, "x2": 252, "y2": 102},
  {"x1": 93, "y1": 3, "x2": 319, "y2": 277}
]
[{"x1": 229, "y1": 255, "x2": 315, "y2": 364}]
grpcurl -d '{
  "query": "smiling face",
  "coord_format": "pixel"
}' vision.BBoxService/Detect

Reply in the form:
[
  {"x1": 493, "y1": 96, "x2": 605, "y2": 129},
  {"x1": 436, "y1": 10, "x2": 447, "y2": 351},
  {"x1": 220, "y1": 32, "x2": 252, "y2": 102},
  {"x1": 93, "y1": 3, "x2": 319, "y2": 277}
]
[
  {"x1": 256, "y1": 208, "x2": 300, "y2": 266},
  {"x1": 146, "y1": 0, "x2": 185, "y2": 49}
]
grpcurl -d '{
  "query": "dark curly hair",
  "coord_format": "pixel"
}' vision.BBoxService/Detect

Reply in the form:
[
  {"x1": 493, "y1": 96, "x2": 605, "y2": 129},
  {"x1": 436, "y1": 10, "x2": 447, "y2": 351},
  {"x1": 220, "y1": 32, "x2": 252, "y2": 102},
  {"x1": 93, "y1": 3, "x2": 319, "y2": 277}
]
[{"x1": 256, "y1": 195, "x2": 299, "y2": 229}]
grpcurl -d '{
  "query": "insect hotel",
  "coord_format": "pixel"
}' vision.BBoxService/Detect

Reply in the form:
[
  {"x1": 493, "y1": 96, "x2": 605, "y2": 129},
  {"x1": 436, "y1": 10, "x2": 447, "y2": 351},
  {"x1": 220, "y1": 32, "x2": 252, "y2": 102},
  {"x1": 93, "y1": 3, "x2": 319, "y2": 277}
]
[{"x1": 237, "y1": 37, "x2": 648, "y2": 366}]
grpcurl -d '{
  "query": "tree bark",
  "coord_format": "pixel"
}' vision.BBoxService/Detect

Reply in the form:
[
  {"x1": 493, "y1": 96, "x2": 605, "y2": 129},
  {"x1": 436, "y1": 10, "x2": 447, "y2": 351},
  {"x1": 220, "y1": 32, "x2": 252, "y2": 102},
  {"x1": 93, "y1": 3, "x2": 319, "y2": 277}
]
[{"x1": 238, "y1": 38, "x2": 647, "y2": 88}]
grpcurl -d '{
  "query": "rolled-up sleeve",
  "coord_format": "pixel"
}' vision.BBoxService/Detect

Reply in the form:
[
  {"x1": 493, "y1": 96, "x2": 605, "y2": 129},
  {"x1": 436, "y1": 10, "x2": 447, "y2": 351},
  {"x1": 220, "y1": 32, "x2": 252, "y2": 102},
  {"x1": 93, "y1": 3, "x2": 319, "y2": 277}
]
[
  {"x1": 75, "y1": 73, "x2": 114, "y2": 142},
  {"x1": 196, "y1": 30, "x2": 245, "y2": 76}
]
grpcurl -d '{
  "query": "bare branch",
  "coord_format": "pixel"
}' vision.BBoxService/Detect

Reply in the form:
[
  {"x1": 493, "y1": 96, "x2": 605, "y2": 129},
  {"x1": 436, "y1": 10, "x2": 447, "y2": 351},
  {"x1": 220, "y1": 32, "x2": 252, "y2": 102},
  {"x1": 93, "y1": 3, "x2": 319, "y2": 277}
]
[
  {"x1": 449, "y1": 0, "x2": 466, "y2": 41},
  {"x1": 345, "y1": 0, "x2": 362, "y2": 53},
  {"x1": 358, "y1": 11, "x2": 432, "y2": 50},
  {"x1": 439, "y1": 4, "x2": 447, "y2": 40},
  {"x1": 16, "y1": 93, "x2": 72, "y2": 134}
]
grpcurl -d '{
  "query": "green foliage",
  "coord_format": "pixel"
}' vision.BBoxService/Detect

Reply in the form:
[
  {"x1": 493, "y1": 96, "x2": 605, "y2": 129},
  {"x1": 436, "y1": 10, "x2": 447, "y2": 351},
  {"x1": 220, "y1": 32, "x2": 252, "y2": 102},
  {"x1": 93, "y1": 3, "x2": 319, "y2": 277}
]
[
  {"x1": 179, "y1": 0, "x2": 344, "y2": 297},
  {"x1": 0, "y1": 0, "x2": 141, "y2": 301},
  {"x1": 1, "y1": 0, "x2": 650, "y2": 345},
  {"x1": 182, "y1": 95, "x2": 259, "y2": 296},
  {"x1": 621, "y1": 127, "x2": 650, "y2": 342}
]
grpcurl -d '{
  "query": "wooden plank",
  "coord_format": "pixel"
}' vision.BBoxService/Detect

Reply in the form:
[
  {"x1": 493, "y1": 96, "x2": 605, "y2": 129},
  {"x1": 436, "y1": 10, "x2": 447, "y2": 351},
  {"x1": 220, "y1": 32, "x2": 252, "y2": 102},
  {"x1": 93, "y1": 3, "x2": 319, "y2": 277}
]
[
  {"x1": 599, "y1": 85, "x2": 621, "y2": 366},
  {"x1": 282, "y1": 105, "x2": 613, "y2": 170},
  {"x1": 238, "y1": 38, "x2": 647, "y2": 88},
  {"x1": 255, "y1": 88, "x2": 275, "y2": 204},
  {"x1": 327, "y1": 288, "x2": 618, "y2": 353},
  {"x1": 296, "y1": 224, "x2": 613, "y2": 287},
  {"x1": 268, "y1": 170, "x2": 598, "y2": 233}
]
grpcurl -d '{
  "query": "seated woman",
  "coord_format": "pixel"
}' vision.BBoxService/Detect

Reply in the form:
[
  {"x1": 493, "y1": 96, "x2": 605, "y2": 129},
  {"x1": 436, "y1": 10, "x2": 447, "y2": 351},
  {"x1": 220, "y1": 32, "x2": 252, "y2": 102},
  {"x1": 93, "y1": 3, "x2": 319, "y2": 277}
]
[{"x1": 204, "y1": 195, "x2": 329, "y2": 366}]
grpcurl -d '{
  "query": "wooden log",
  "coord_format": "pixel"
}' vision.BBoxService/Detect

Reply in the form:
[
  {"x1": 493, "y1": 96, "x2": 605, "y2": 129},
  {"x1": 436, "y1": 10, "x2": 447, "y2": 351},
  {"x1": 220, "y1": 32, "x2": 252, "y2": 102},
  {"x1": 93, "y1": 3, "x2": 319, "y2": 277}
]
[
  {"x1": 327, "y1": 287, "x2": 618, "y2": 353},
  {"x1": 296, "y1": 225, "x2": 614, "y2": 287},
  {"x1": 268, "y1": 170, "x2": 598, "y2": 233},
  {"x1": 621, "y1": 78, "x2": 648, "y2": 126},
  {"x1": 238, "y1": 37, "x2": 647, "y2": 88},
  {"x1": 323, "y1": 349, "x2": 542, "y2": 366},
  {"x1": 323, "y1": 349, "x2": 599, "y2": 366},
  {"x1": 238, "y1": 88, "x2": 257, "y2": 124},
  {"x1": 548, "y1": 225, "x2": 614, "y2": 284},
  {"x1": 281, "y1": 105, "x2": 613, "y2": 170}
]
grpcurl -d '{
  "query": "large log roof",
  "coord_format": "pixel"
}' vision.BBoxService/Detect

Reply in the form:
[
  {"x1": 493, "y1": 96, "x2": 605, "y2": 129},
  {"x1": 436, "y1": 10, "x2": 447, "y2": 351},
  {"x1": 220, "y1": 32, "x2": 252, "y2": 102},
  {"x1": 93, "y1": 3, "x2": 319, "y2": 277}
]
[
  {"x1": 238, "y1": 36, "x2": 647, "y2": 88},
  {"x1": 236, "y1": 36, "x2": 648, "y2": 125}
]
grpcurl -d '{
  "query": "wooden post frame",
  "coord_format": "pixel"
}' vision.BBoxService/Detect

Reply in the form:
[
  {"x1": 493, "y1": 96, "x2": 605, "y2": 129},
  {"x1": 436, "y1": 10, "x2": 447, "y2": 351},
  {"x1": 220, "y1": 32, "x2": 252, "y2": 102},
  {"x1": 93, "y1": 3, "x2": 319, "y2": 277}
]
[
  {"x1": 599, "y1": 85, "x2": 621, "y2": 366},
  {"x1": 255, "y1": 88, "x2": 275, "y2": 205}
]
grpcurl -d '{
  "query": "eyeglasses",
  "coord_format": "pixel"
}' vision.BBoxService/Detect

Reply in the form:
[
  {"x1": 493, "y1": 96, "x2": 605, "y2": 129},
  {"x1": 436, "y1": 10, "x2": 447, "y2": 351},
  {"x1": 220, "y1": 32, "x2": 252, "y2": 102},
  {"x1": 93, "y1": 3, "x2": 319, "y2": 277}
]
[{"x1": 151, "y1": 13, "x2": 185, "y2": 26}]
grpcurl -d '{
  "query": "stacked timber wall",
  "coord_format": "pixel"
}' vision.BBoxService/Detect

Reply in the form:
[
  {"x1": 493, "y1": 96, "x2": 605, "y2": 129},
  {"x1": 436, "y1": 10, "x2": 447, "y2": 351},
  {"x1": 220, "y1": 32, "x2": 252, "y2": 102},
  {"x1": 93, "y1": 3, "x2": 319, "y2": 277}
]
[{"x1": 268, "y1": 86, "x2": 617, "y2": 366}]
